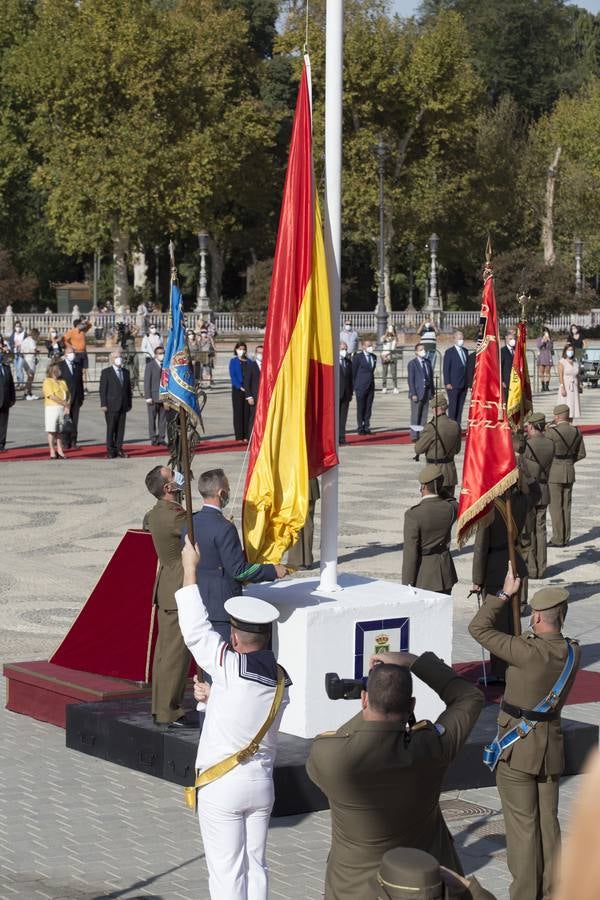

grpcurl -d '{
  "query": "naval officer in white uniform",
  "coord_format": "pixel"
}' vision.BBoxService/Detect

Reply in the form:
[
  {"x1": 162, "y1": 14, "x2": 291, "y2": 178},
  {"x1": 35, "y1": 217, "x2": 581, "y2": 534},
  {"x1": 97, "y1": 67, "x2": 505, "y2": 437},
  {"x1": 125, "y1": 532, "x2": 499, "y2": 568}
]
[{"x1": 176, "y1": 537, "x2": 291, "y2": 900}]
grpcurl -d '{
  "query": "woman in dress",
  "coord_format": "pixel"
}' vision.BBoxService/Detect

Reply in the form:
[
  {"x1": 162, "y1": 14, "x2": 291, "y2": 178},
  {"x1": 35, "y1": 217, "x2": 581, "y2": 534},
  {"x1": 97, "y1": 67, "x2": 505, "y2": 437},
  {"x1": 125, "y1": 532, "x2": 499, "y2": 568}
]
[
  {"x1": 557, "y1": 344, "x2": 581, "y2": 420},
  {"x1": 380, "y1": 326, "x2": 398, "y2": 393},
  {"x1": 42, "y1": 363, "x2": 70, "y2": 459},
  {"x1": 536, "y1": 327, "x2": 554, "y2": 392},
  {"x1": 569, "y1": 324, "x2": 585, "y2": 362},
  {"x1": 229, "y1": 342, "x2": 250, "y2": 441}
]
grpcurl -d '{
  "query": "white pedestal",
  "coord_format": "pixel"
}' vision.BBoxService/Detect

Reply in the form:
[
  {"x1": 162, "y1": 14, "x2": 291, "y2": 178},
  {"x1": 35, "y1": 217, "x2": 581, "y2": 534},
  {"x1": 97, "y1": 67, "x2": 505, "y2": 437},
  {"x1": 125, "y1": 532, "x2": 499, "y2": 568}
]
[{"x1": 245, "y1": 574, "x2": 453, "y2": 739}]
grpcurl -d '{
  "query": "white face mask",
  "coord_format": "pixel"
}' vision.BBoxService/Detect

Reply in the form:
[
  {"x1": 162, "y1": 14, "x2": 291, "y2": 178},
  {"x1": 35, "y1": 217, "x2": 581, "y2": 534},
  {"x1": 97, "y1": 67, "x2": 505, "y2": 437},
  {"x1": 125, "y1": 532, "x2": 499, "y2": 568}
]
[
  {"x1": 114, "y1": 357, "x2": 123, "y2": 367},
  {"x1": 340, "y1": 349, "x2": 347, "y2": 358},
  {"x1": 417, "y1": 349, "x2": 426, "y2": 358},
  {"x1": 508, "y1": 339, "x2": 516, "y2": 348},
  {"x1": 255, "y1": 353, "x2": 263, "y2": 362},
  {"x1": 236, "y1": 349, "x2": 245, "y2": 358},
  {"x1": 456, "y1": 339, "x2": 464, "y2": 347},
  {"x1": 66, "y1": 352, "x2": 75, "y2": 362},
  {"x1": 365, "y1": 346, "x2": 374, "y2": 354},
  {"x1": 157, "y1": 354, "x2": 164, "y2": 362},
  {"x1": 566, "y1": 350, "x2": 574, "y2": 358},
  {"x1": 344, "y1": 324, "x2": 351, "y2": 331}
]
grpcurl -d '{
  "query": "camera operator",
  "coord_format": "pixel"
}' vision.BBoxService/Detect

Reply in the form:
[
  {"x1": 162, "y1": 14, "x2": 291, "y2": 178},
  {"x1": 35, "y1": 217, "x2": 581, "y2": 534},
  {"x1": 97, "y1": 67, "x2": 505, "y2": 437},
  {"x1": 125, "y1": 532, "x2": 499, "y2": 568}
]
[{"x1": 307, "y1": 651, "x2": 484, "y2": 900}]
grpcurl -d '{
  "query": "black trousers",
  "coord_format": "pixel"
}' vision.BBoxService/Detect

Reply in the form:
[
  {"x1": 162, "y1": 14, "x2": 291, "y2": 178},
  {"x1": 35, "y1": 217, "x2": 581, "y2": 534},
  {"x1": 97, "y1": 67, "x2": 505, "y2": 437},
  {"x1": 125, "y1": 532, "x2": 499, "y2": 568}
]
[
  {"x1": 105, "y1": 409, "x2": 126, "y2": 456},
  {"x1": 448, "y1": 387, "x2": 467, "y2": 426},
  {"x1": 63, "y1": 400, "x2": 82, "y2": 448},
  {"x1": 339, "y1": 398, "x2": 350, "y2": 442},
  {"x1": 231, "y1": 387, "x2": 249, "y2": 440},
  {"x1": 147, "y1": 402, "x2": 166, "y2": 442},
  {"x1": 356, "y1": 388, "x2": 374, "y2": 432},
  {"x1": 0, "y1": 408, "x2": 9, "y2": 449}
]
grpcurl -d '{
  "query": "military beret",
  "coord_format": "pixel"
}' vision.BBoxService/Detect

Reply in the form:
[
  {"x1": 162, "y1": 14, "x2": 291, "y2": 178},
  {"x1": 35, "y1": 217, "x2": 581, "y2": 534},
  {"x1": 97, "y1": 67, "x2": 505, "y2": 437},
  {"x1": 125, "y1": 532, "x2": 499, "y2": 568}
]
[
  {"x1": 433, "y1": 391, "x2": 448, "y2": 408},
  {"x1": 553, "y1": 403, "x2": 570, "y2": 416},
  {"x1": 530, "y1": 587, "x2": 569, "y2": 612},
  {"x1": 376, "y1": 848, "x2": 443, "y2": 899},
  {"x1": 224, "y1": 596, "x2": 280, "y2": 633},
  {"x1": 527, "y1": 412, "x2": 546, "y2": 425},
  {"x1": 419, "y1": 463, "x2": 443, "y2": 484}
]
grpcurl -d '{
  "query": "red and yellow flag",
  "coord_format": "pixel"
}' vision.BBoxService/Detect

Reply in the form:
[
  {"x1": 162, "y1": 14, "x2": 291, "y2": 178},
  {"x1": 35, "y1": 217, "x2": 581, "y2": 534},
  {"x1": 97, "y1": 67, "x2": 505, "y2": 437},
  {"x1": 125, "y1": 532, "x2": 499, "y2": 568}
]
[
  {"x1": 506, "y1": 320, "x2": 533, "y2": 428},
  {"x1": 242, "y1": 59, "x2": 338, "y2": 564},
  {"x1": 457, "y1": 261, "x2": 518, "y2": 546}
]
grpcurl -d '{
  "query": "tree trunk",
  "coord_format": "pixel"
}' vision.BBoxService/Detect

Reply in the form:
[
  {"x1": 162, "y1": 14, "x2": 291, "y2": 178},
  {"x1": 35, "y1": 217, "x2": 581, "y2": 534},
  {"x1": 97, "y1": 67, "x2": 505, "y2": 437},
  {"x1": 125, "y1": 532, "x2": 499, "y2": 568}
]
[
  {"x1": 132, "y1": 246, "x2": 148, "y2": 290},
  {"x1": 112, "y1": 229, "x2": 130, "y2": 306},
  {"x1": 541, "y1": 147, "x2": 562, "y2": 266},
  {"x1": 208, "y1": 236, "x2": 223, "y2": 305}
]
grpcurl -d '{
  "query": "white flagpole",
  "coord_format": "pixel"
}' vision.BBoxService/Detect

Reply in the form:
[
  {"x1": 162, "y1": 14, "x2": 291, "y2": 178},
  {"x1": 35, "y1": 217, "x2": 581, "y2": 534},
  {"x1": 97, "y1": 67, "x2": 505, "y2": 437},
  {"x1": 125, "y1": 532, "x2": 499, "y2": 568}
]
[{"x1": 319, "y1": 0, "x2": 343, "y2": 592}]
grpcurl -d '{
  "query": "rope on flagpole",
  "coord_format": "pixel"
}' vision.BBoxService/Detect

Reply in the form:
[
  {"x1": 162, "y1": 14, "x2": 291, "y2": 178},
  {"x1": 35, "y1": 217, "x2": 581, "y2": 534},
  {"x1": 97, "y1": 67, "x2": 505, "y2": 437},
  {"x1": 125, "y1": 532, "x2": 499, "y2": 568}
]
[{"x1": 228, "y1": 433, "x2": 253, "y2": 521}]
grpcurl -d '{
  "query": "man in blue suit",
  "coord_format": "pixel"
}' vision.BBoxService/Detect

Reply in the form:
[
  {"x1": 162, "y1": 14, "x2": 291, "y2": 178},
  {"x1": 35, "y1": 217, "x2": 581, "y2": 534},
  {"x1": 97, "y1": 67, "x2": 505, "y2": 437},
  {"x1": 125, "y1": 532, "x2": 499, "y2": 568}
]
[
  {"x1": 407, "y1": 343, "x2": 434, "y2": 442},
  {"x1": 187, "y1": 468, "x2": 287, "y2": 642},
  {"x1": 352, "y1": 340, "x2": 377, "y2": 435},
  {"x1": 443, "y1": 331, "x2": 470, "y2": 426}
]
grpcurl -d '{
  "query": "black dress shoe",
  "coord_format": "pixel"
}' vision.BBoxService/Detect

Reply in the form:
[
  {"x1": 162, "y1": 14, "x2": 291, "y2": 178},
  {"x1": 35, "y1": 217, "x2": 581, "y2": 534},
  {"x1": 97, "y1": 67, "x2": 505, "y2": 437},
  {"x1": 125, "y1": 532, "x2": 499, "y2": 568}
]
[{"x1": 117, "y1": 451, "x2": 129, "y2": 458}]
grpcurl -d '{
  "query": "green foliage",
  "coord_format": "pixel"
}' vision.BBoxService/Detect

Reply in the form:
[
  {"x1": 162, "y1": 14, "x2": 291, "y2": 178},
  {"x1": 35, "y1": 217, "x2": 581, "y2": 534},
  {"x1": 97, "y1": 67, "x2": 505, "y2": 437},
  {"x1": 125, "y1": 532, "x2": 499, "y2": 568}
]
[{"x1": 493, "y1": 247, "x2": 592, "y2": 319}]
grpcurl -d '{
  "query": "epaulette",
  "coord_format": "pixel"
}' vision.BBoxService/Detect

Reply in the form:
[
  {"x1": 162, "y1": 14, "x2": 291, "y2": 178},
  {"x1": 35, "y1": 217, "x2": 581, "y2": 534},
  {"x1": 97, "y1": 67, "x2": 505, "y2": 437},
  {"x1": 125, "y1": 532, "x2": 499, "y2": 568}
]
[
  {"x1": 315, "y1": 730, "x2": 349, "y2": 739},
  {"x1": 411, "y1": 719, "x2": 433, "y2": 733}
]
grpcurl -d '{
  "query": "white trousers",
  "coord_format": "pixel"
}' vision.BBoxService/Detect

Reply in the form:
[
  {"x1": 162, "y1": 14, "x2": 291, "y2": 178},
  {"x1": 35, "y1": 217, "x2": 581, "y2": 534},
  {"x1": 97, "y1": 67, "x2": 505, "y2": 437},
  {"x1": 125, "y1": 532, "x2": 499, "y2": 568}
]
[{"x1": 198, "y1": 763, "x2": 274, "y2": 900}]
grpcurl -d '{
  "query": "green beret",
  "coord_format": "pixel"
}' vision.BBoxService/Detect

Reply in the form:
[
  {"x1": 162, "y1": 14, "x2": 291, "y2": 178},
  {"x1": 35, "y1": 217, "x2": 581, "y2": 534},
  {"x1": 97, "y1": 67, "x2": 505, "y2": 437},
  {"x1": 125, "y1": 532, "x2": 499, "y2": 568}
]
[
  {"x1": 376, "y1": 848, "x2": 442, "y2": 899},
  {"x1": 530, "y1": 587, "x2": 569, "y2": 612},
  {"x1": 553, "y1": 404, "x2": 570, "y2": 416},
  {"x1": 419, "y1": 463, "x2": 443, "y2": 484},
  {"x1": 527, "y1": 412, "x2": 546, "y2": 426},
  {"x1": 433, "y1": 391, "x2": 448, "y2": 409}
]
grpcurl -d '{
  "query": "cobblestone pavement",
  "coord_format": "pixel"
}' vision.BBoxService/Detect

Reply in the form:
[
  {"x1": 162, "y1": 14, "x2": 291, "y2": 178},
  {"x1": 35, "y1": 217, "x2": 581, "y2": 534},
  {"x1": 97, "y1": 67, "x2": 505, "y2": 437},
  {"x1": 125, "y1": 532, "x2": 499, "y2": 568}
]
[{"x1": 1, "y1": 384, "x2": 599, "y2": 898}]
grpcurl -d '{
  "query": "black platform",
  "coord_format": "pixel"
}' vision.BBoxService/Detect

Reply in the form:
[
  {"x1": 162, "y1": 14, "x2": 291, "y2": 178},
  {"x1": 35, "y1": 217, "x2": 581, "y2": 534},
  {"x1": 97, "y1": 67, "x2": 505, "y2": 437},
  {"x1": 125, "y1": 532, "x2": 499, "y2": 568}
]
[{"x1": 66, "y1": 697, "x2": 598, "y2": 815}]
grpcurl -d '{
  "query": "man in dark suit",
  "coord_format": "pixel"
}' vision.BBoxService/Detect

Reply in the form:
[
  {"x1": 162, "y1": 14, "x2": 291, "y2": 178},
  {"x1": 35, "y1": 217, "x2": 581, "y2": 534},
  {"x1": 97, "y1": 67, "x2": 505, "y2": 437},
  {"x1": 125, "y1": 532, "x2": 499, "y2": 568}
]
[
  {"x1": 352, "y1": 340, "x2": 376, "y2": 435},
  {"x1": 501, "y1": 330, "x2": 516, "y2": 398},
  {"x1": 339, "y1": 341, "x2": 353, "y2": 445},
  {"x1": 442, "y1": 331, "x2": 470, "y2": 426},
  {"x1": 187, "y1": 468, "x2": 287, "y2": 642},
  {"x1": 59, "y1": 344, "x2": 85, "y2": 449},
  {"x1": 143, "y1": 345, "x2": 166, "y2": 445},
  {"x1": 243, "y1": 344, "x2": 262, "y2": 435},
  {"x1": 99, "y1": 349, "x2": 133, "y2": 458},
  {"x1": 407, "y1": 343, "x2": 434, "y2": 442},
  {"x1": 0, "y1": 352, "x2": 16, "y2": 451}
]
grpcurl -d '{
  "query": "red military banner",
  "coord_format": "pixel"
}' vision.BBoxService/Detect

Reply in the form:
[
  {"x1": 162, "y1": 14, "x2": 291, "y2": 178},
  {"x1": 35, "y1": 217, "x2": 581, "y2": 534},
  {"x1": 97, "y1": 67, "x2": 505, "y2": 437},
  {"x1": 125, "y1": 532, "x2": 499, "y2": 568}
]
[{"x1": 457, "y1": 260, "x2": 518, "y2": 545}]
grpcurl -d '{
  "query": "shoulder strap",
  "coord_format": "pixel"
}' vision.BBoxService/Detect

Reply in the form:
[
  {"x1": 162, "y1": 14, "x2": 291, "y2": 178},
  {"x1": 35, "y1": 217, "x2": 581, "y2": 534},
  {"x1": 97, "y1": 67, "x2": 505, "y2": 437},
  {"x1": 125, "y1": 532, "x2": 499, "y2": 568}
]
[
  {"x1": 533, "y1": 640, "x2": 576, "y2": 713},
  {"x1": 555, "y1": 426, "x2": 577, "y2": 455},
  {"x1": 193, "y1": 664, "x2": 286, "y2": 791}
]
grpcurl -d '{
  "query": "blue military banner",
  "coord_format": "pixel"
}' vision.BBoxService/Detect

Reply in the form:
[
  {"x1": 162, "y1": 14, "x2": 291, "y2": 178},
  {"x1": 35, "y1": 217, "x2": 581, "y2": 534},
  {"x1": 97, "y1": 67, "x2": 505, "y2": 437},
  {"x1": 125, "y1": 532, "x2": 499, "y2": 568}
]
[{"x1": 159, "y1": 279, "x2": 200, "y2": 427}]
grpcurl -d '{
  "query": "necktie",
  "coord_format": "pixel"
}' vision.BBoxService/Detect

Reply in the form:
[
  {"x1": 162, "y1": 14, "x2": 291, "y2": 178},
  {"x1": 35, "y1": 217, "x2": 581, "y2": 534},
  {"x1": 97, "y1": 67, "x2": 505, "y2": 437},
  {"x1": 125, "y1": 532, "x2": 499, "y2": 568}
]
[
  {"x1": 459, "y1": 348, "x2": 465, "y2": 366},
  {"x1": 117, "y1": 367, "x2": 123, "y2": 384}
]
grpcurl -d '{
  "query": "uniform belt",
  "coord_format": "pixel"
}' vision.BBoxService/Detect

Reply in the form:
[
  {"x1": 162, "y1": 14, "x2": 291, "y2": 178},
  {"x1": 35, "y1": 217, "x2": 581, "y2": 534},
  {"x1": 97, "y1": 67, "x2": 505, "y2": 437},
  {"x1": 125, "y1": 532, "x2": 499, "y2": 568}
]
[
  {"x1": 421, "y1": 543, "x2": 449, "y2": 556},
  {"x1": 501, "y1": 700, "x2": 558, "y2": 722},
  {"x1": 429, "y1": 457, "x2": 451, "y2": 464},
  {"x1": 554, "y1": 455, "x2": 570, "y2": 460}
]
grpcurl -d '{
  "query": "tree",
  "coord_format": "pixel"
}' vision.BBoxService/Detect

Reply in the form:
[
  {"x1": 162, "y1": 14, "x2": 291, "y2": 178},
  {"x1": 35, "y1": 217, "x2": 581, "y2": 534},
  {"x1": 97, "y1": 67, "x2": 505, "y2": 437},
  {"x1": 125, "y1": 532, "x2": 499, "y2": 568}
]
[{"x1": 6, "y1": 0, "x2": 279, "y2": 301}]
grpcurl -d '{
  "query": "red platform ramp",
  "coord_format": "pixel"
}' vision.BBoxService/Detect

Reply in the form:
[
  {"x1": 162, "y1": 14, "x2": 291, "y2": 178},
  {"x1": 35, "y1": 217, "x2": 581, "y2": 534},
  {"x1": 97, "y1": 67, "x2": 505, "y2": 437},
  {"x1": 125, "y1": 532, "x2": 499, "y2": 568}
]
[{"x1": 50, "y1": 529, "x2": 158, "y2": 682}]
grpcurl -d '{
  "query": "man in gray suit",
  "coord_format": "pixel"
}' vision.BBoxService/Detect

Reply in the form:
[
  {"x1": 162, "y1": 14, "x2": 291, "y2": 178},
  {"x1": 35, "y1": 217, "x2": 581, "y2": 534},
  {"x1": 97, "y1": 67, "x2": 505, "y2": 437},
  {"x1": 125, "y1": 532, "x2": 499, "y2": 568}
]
[{"x1": 144, "y1": 345, "x2": 166, "y2": 445}]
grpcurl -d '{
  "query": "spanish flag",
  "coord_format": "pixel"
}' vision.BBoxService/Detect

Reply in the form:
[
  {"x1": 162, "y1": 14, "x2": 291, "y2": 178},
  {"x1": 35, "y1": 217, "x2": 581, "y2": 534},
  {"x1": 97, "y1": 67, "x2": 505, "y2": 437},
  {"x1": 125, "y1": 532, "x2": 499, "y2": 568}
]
[
  {"x1": 506, "y1": 320, "x2": 533, "y2": 428},
  {"x1": 242, "y1": 57, "x2": 338, "y2": 564}
]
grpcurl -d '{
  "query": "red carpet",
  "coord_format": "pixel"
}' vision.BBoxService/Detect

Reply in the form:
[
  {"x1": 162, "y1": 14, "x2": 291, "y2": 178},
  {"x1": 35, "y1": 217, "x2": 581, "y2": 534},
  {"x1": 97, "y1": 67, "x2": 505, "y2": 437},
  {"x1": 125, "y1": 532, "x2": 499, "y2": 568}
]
[
  {"x1": 454, "y1": 660, "x2": 600, "y2": 706},
  {"x1": 2, "y1": 424, "x2": 600, "y2": 462}
]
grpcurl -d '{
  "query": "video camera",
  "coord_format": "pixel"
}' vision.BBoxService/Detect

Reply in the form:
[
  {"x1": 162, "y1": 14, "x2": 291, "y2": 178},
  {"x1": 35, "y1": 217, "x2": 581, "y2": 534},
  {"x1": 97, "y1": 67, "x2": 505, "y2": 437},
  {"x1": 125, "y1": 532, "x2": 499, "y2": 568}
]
[{"x1": 325, "y1": 673, "x2": 367, "y2": 700}]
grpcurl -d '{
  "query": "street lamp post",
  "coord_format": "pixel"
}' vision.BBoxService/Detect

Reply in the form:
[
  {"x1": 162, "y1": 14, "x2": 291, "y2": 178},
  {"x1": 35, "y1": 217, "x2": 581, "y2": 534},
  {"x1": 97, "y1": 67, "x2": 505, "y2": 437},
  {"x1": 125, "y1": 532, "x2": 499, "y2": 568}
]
[
  {"x1": 196, "y1": 231, "x2": 211, "y2": 317},
  {"x1": 427, "y1": 232, "x2": 440, "y2": 312},
  {"x1": 574, "y1": 237, "x2": 583, "y2": 296},
  {"x1": 407, "y1": 242, "x2": 415, "y2": 310},
  {"x1": 375, "y1": 138, "x2": 389, "y2": 341}
]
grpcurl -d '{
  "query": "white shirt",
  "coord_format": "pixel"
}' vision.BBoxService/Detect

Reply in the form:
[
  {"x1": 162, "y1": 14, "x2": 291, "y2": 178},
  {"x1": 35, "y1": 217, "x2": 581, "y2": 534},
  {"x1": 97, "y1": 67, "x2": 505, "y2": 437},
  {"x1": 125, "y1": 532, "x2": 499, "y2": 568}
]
[
  {"x1": 141, "y1": 333, "x2": 162, "y2": 357},
  {"x1": 21, "y1": 335, "x2": 37, "y2": 366},
  {"x1": 176, "y1": 583, "x2": 290, "y2": 772}
]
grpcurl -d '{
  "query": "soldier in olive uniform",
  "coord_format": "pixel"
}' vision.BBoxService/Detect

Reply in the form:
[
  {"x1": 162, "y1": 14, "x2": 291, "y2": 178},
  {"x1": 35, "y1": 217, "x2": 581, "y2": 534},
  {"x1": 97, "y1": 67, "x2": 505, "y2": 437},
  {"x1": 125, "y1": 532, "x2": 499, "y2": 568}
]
[
  {"x1": 402, "y1": 464, "x2": 458, "y2": 594},
  {"x1": 519, "y1": 412, "x2": 555, "y2": 579},
  {"x1": 471, "y1": 478, "x2": 541, "y2": 681},
  {"x1": 413, "y1": 392, "x2": 461, "y2": 495},
  {"x1": 287, "y1": 477, "x2": 320, "y2": 569},
  {"x1": 469, "y1": 576, "x2": 580, "y2": 900},
  {"x1": 306, "y1": 650, "x2": 484, "y2": 900},
  {"x1": 144, "y1": 465, "x2": 192, "y2": 727},
  {"x1": 547, "y1": 403, "x2": 586, "y2": 546},
  {"x1": 372, "y1": 847, "x2": 496, "y2": 899}
]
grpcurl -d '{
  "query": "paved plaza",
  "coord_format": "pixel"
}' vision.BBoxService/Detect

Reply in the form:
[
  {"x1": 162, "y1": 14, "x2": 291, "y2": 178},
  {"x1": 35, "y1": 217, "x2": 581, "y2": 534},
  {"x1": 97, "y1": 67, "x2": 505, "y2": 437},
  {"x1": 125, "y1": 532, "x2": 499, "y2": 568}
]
[{"x1": 1, "y1": 375, "x2": 599, "y2": 899}]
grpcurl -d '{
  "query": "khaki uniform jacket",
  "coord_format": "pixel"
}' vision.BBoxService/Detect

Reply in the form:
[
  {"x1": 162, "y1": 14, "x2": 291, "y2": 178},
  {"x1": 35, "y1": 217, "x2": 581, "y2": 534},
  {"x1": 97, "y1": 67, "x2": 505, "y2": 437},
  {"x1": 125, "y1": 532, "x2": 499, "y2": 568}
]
[
  {"x1": 472, "y1": 489, "x2": 539, "y2": 593},
  {"x1": 414, "y1": 414, "x2": 462, "y2": 487},
  {"x1": 402, "y1": 496, "x2": 458, "y2": 592},
  {"x1": 306, "y1": 653, "x2": 484, "y2": 900},
  {"x1": 146, "y1": 499, "x2": 187, "y2": 611},
  {"x1": 523, "y1": 434, "x2": 555, "y2": 506},
  {"x1": 469, "y1": 594, "x2": 580, "y2": 775},
  {"x1": 547, "y1": 422, "x2": 586, "y2": 484}
]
